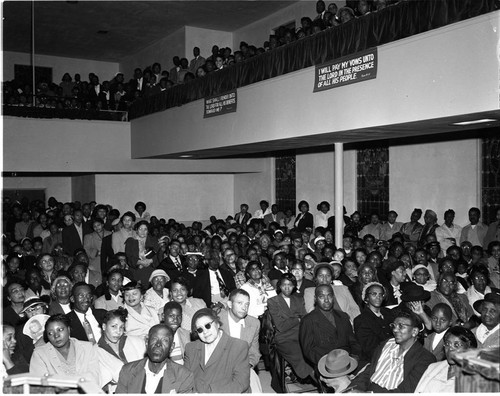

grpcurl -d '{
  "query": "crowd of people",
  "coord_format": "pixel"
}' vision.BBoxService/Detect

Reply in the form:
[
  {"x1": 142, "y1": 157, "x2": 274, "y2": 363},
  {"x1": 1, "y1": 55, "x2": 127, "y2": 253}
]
[
  {"x1": 2, "y1": 193, "x2": 499, "y2": 393},
  {"x1": 3, "y1": 0, "x2": 400, "y2": 115}
]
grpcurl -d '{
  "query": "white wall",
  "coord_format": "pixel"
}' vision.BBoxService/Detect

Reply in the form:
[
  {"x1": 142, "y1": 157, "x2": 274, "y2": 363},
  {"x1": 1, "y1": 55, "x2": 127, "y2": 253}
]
[
  {"x1": 233, "y1": 158, "x2": 274, "y2": 215},
  {"x1": 94, "y1": 174, "x2": 234, "y2": 224},
  {"x1": 3, "y1": 176, "x2": 72, "y2": 204},
  {"x1": 119, "y1": 27, "x2": 186, "y2": 80},
  {"x1": 389, "y1": 139, "x2": 480, "y2": 227},
  {"x1": 185, "y1": 27, "x2": 233, "y2": 60},
  {"x1": 296, "y1": 148, "x2": 357, "y2": 216},
  {"x1": 3, "y1": 117, "x2": 267, "y2": 174},
  {"x1": 131, "y1": 12, "x2": 499, "y2": 158},
  {"x1": 3, "y1": 51, "x2": 119, "y2": 83}
]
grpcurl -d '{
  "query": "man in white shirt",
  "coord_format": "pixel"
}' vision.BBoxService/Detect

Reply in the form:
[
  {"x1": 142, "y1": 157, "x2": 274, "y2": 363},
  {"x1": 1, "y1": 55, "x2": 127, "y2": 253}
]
[
  {"x1": 460, "y1": 207, "x2": 488, "y2": 247},
  {"x1": 435, "y1": 209, "x2": 462, "y2": 256},
  {"x1": 380, "y1": 210, "x2": 403, "y2": 242},
  {"x1": 116, "y1": 324, "x2": 194, "y2": 393}
]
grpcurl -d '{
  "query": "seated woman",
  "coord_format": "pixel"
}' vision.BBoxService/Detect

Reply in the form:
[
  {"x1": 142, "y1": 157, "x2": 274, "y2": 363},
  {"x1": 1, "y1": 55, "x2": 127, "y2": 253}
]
[
  {"x1": 184, "y1": 308, "x2": 250, "y2": 393},
  {"x1": 97, "y1": 307, "x2": 146, "y2": 363},
  {"x1": 169, "y1": 276, "x2": 206, "y2": 332},
  {"x1": 240, "y1": 261, "x2": 276, "y2": 319},
  {"x1": 29, "y1": 314, "x2": 101, "y2": 385},
  {"x1": 339, "y1": 257, "x2": 358, "y2": 288},
  {"x1": 94, "y1": 268, "x2": 124, "y2": 311},
  {"x1": 415, "y1": 326, "x2": 477, "y2": 393},
  {"x1": 143, "y1": 269, "x2": 170, "y2": 319},
  {"x1": 48, "y1": 275, "x2": 73, "y2": 315},
  {"x1": 289, "y1": 260, "x2": 315, "y2": 296},
  {"x1": 267, "y1": 273, "x2": 314, "y2": 381},
  {"x1": 16, "y1": 297, "x2": 50, "y2": 363},
  {"x1": 353, "y1": 282, "x2": 394, "y2": 363},
  {"x1": 412, "y1": 264, "x2": 437, "y2": 291},
  {"x1": 122, "y1": 281, "x2": 159, "y2": 338},
  {"x1": 3, "y1": 324, "x2": 29, "y2": 376},
  {"x1": 466, "y1": 264, "x2": 493, "y2": 316},
  {"x1": 349, "y1": 263, "x2": 378, "y2": 309},
  {"x1": 349, "y1": 310, "x2": 436, "y2": 392},
  {"x1": 427, "y1": 273, "x2": 474, "y2": 327}
]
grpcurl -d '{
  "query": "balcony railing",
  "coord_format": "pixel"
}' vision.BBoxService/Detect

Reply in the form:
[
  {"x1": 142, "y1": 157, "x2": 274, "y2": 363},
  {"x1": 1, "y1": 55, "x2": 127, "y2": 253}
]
[{"x1": 129, "y1": 0, "x2": 495, "y2": 120}]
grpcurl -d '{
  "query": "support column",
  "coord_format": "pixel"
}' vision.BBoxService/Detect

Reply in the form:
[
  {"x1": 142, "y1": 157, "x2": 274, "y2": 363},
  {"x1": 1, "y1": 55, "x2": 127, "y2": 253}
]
[{"x1": 334, "y1": 143, "x2": 344, "y2": 248}]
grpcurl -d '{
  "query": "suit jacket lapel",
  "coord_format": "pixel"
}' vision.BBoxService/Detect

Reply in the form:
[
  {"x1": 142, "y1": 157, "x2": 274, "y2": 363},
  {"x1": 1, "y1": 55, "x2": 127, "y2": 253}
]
[
  {"x1": 130, "y1": 358, "x2": 147, "y2": 393},
  {"x1": 205, "y1": 332, "x2": 229, "y2": 368}
]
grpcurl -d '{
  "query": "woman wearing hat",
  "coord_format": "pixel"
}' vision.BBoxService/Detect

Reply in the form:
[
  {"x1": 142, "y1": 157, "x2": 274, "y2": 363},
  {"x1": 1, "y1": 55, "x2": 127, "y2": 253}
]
[
  {"x1": 184, "y1": 308, "x2": 250, "y2": 393},
  {"x1": 143, "y1": 269, "x2": 170, "y2": 319},
  {"x1": 415, "y1": 326, "x2": 477, "y2": 393},
  {"x1": 353, "y1": 282, "x2": 394, "y2": 362},
  {"x1": 395, "y1": 282, "x2": 433, "y2": 331},
  {"x1": 125, "y1": 220, "x2": 163, "y2": 286},
  {"x1": 15, "y1": 297, "x2": 49, "y2": 363},
  {"x1": 48, "y1": 275, "x2": 73, "y2": 315},
  {"x1": 94, "y1": 268, "x2": 124, "y2": 311},
  {"x1": 268, "y1": 273, "x2": 314, "y2": 381}
]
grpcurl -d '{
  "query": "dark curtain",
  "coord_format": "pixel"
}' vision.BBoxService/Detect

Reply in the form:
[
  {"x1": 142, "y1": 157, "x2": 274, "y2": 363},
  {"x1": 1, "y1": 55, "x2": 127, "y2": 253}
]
[{"x1": 129, "y1": 0, "x2": 495, "y2": 120}]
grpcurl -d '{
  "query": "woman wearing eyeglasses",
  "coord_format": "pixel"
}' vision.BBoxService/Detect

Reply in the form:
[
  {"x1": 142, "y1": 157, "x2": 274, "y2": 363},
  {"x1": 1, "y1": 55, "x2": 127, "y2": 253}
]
[
  {"x1": 415, "y1": 326, "x2": 477, "y2": 393},
  {"x1": 349, "y1": 310, "x2": 436, "y2": 392},
  {"x1": 184, "y1": 308, "x2": 250, "y2": 393},
  {"x1": 353, "y1": 282, "x2": 394, "y2": 363}
]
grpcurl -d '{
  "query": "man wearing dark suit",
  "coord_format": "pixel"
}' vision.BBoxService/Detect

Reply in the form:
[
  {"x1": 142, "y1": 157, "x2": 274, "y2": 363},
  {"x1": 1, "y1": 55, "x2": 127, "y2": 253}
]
[
  {"x1": 189, "y1": 47, "x2": 206, "y2": 74},
  {"x1": 65, "y1": 282, "x2": 106, "y2": 343},
  {"x1": 193, "y1": 258, "x2": 236, "y2": 307},
  {"x1": 62, "y1": 210, "x2": 86, "y2": 256},
  {"x1": 264, "y1": 204, "x2": 286, "y2": 227},
  {"x1": 299, "y1": 285, "x2": 361, "y2": 368},
  {"x1": 116, "y1": 324, "x2": 194, "y2": 394},
  {"x1": 157, "y1": 241, "x2": 184, "y2": 282},
  {"x1": 219, "y1": 289, "x2": 261, "y2": 368},
  {"x1": 70, "y1": 252, "x2": 102, "y2": 290}
]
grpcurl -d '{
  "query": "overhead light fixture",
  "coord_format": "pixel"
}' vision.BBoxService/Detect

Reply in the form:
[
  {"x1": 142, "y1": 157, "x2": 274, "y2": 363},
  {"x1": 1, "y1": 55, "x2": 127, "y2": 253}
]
[
  {"x1": 452, "y1": 118, "x2": 497, "y2": 126},
  {"x1": 180, "y1": 155, "x2": 193, "y2": 158}
]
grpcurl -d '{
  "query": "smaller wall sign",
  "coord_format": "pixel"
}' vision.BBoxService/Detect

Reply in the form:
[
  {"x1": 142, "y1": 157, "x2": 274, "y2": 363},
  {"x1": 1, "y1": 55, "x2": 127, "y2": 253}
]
[
  {"x1": 204, "y1": 90, "x2": 237, "y2": 118},
  {"x1": 313, "y1": 48, "x2": 378, "y2": 92}
]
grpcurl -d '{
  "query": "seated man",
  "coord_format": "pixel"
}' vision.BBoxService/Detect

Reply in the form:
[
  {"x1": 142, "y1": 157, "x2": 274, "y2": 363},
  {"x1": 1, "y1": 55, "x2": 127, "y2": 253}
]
[
  {"x1": 304, "y1": 263, "x2": 360, "y2": 322},
  {"x1": 162, "y1": 302, "x2": 190, "y2": 365},
  {"x1": 116, "y1": 324, "x2": 194, "y2": 393},
  {"x1": 349, "y1": 310, "x2": 436, "y2": 392},
  {"x1": 66, "y1": 282, "x2": 106, "y2": 343},
  {"x1": 472, "y1": 291, "x2": 500, "y2": 349},
  {"x1": 299, "y1": 284, "x2": 361, "y2": 369}
]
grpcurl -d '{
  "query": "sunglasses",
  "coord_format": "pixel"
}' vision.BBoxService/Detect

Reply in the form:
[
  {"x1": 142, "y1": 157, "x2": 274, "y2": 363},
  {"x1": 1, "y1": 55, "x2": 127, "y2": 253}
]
[{"x1": 196, "y1": 320, "x2": 215, "y2": 334}]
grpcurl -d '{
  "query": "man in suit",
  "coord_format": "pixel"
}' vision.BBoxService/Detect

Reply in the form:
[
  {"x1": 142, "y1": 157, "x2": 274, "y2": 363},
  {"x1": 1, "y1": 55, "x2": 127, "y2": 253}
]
[
  {"x1": 69, "y1": 252, "x2": 102, "y2": 290},
  {"x1": 65, "y1": 282, "x2": 106, "y2": 343},
  {"x1": 460, "y1": 207, "x2": 488, "y2": 247},
  {"x1": 299, "y1": 284, "x2": 361, "y2": 369},
  {"x1": 264, "y1": 204, "x2": 285, "y2": 227},
  {"x1": 220, "y1": 289, "x2": 261, "y2": 368},
  {"x1": 189, "y1": 46, "x2": 205, "y2": 73},
  {"x1": 303, "y1": 263, "x2": 360, "y2": 322},
  {"x1": 62, "y1": 210, "x2": 87, "y2": 256},
  {"x1": 193, "y1": 257, "x2": 236, "y2": 308},
  {"x1": 158, "y1": 240, "x2": 184, "y2": 282},
  {"x1": 116, "y1": 324, "x2": 194, "y2": 393}
]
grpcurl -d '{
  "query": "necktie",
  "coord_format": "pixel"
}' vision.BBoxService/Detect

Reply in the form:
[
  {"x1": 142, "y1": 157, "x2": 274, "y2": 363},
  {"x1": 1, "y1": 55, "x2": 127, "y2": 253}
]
[
  {"x1": 83, "y1": 314, "x2": 96, "y2": 344},
  {"x1": 175, "y1": 257, "x2": 182, "y2": 271},
  {"x1": 215, "y1": 272, "x2": 228, "y2": 298}
]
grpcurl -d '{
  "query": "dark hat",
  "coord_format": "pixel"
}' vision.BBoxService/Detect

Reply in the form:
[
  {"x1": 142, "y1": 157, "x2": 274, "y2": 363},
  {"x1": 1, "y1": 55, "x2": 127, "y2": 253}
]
[
  {"x1": 387, "y1": 260, "x2": 405, "y2": 273},
  {"x1": 401, "y1": 283, "x2": 430, "y2": 302},
  {"x1": 314, "y1": 263, "x2": 333, "y2": 278},
  {"x1": 473, "y1": 291, "x2": 500, "y2": 313},
  {"x1": 20, "y1": 297, "x2": 47, "y2": 314},
  {"x1": 318, "y1": 349, "x2": 358, "y2": 378},
  {"x1": 426, "y1": 241, "x2": 440, "y2": 249}
]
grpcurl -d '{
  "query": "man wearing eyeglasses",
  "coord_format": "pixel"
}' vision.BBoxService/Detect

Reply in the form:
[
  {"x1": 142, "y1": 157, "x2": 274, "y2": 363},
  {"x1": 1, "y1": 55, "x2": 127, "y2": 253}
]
[
  {"x1": 348, "y1": 310, "x2": 436, "y2": 392},
  {"x1": 116, "y1": 324, "x2": 194, "y2": 393}
]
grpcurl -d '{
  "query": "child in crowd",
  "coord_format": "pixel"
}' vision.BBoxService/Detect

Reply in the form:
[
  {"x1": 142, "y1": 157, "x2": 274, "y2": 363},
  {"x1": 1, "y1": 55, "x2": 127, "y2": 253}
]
[{"x1": 424, "y1": 303, "x2": 453, "y2": 361}]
